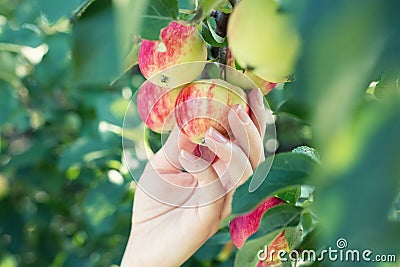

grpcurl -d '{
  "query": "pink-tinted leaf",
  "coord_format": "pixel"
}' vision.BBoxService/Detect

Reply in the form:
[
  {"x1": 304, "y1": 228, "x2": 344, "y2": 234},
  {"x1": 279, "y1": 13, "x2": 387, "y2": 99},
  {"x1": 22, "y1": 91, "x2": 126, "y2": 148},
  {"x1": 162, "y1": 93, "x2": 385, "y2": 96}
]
[
  {"x1": 229, "y1": 196, "x2": 285, "y2": 249},
  {"x1": 257, "y1": 230, "x2": 290, "y2": 267}
]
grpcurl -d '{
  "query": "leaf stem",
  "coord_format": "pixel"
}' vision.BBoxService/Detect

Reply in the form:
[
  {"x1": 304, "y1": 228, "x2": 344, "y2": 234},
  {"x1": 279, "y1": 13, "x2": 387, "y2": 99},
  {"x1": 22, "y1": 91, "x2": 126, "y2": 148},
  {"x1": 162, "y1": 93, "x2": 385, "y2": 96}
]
[
  {"x1": 0, "y1": 43, "x2": 22, "y2": 53},
  {"x1": 179, "y1": 9, "x2": 196, "y2": 15}
]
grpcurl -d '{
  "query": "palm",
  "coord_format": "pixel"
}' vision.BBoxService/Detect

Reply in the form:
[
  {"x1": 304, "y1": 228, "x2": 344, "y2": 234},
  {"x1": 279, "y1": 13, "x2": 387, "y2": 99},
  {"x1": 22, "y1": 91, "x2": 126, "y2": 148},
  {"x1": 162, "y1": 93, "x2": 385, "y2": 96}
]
[{"x1": 131, "y1": 129, "x2": 226, "y2": 266}]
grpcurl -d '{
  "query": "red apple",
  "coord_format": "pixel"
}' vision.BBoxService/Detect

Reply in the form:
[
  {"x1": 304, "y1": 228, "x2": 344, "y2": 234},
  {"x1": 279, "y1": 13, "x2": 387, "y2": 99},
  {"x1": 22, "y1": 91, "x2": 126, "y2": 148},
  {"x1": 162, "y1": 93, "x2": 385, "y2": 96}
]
[
  {"x1": 174, "y1": 79, "x2": 249, "y2": 144},
  {"x1": 137, "y1": 80, "x2": 182, "y2": 133},
  {"x1": 229, "y1": 196, "x2": 285, "y2": 249},
  {"x1": 138, "y1": 21, "x2": 207, "y2": 87}
]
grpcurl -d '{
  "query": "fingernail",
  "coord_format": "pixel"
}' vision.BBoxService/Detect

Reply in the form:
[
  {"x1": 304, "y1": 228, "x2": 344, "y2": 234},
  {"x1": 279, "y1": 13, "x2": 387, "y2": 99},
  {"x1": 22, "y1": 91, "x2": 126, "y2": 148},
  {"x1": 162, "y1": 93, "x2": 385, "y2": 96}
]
[
  {"x1": 257, "y1": 89, "x2": 264, "y2": 107},
  {"x1": 236, "y1": 105, "x2": 251, "y2": 124},
  {"x1": 209, "y1": 127, "x2": 228, "y2": 143},
  {"x1": 180, "y1": 150, "x2": 198, "y2": 161}
]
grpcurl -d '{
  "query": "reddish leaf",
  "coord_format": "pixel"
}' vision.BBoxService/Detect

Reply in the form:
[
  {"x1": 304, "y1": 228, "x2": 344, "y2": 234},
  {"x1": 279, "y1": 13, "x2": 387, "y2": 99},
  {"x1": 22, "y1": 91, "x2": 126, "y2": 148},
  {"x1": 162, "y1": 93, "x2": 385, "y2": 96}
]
[
  {"x1": 229, "y1": 196, "x2": 285, "y2": 249},
  {"x1": 257, "y1": 230, "x2": 290, "y2": 267}
]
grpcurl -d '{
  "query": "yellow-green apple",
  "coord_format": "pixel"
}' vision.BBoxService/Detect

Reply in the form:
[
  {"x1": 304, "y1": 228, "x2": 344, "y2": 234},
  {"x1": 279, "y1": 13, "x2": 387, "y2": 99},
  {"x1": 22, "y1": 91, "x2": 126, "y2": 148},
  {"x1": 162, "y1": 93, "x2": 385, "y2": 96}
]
[
  {"x1": 138, "y1": 21, "x2": 207, "y2": 87},
  {"x1": 245, "y1": 71, "x2": 277, "y2": 95},
  {"x1": 227, "y1": 0, "x2": 301, "y2": 82},
  {"x1": 137, "y1": 80, "x2": 183, "y2": 133},
  {"x1": 174, "y1": 79, "x2": 249, "y2": 144}
]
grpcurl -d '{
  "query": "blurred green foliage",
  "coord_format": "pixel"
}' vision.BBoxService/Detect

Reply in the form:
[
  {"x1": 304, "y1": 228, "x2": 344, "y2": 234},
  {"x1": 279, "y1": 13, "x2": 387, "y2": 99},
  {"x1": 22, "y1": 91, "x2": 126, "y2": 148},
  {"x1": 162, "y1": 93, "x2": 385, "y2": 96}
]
[
  {"x1": 0, "y1": 0, "x2": 141, "y2": 266},
  {"x1": 0, "y1": 0, "x2": 399, "y2": 266}
]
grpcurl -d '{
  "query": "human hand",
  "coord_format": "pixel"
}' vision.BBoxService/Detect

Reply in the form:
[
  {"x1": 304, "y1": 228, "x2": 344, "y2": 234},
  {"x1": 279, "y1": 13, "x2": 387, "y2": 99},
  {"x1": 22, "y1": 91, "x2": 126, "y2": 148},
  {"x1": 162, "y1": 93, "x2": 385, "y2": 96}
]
[{"x1": 121, "y1": 89, "x2": 269, "y2": 267}]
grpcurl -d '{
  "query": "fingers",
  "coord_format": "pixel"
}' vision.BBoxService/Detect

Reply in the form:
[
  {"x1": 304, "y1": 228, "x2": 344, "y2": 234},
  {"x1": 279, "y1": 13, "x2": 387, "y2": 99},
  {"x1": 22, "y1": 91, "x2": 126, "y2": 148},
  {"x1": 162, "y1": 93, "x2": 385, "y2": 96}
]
[
  {"x1": 220, "y1": 189, "x2": 234, "y2": 219},
  {"x1": 151, "y1": 124, "x2": 197, "y2": 171},
  {"x1": 178, "y1": 150, "x2": 226, "y2": 226},
  {"x1": 204, "y1": 128, "x2": 253, "y2": 188},
  {"x1": 228, "y1": 105, "x2": 265, "y2": 170},
  {"x1": 248, "y1": 89, "x2": 269, "y2": 140},
  {"x1": 178, "y1": 150, "x2": 219, "y2": 187}
]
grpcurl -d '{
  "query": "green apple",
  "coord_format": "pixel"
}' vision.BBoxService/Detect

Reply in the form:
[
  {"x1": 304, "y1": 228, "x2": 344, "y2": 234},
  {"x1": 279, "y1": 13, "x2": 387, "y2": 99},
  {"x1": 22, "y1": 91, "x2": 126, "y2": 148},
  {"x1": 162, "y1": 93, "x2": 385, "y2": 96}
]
[
  {"x1": 227, "y1": 0, "x2": 301, "y2": 82},
  {"x1": 245, "y1": 71, "x2": 277, "y2": 95}
]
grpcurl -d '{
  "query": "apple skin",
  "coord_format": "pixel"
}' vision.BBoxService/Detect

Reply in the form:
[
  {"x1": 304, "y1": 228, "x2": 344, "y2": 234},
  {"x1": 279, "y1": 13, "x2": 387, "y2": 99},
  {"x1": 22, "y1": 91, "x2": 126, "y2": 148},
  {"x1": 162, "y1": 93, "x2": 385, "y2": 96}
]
[
  {"x1": 227, "y1": 0, "x2": 300, "y2": 82},
  {"x1": 174, "y1": 79, "x2": 249, "y2": 145},
  {"x1": 245, "y1": 71, "x2": 277, "y2": 95},
  {"x1": 137, "y1": 81, "x2": 182, "y2": 133},
  {"x1": 138, "y1": 21, "x2": 207, "y2": 86},
  {"x1": 229, "y1": 196, "x2": 285, "y2": 249}
]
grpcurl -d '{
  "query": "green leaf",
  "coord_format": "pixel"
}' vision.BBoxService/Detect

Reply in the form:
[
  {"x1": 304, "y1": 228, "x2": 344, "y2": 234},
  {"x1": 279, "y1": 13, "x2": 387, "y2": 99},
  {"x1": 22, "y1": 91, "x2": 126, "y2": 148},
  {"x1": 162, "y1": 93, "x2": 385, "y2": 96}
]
[
  {"x1": 178, "y1": 0, "x2": 196, "y2": 10},
  {"x1": 284, "y1": 226, "x2": 303, "y2": 251},
  {"x1": 0, "y1": 253, "x2": 18, "y2": 267},
  {"x1": 274, "y1": 113, "x2": 313, "y2": 152},
  {"x1": 374, "y1": 70, "x2": 400, "y2": 99},
  {"x1": 190, "y1": 0, "x2": 228, "y2": 25},
  {"x1": 235, "y1": 230, "x2": 281, "y2": 267},
  {"x1": 34, "y1": 33, "x2": 71, "y2": 88},
  {"x1": 95, "y1": 93, "x2": 129, "y2": 126},
  {"x1": 201, "y1": 23, "x2": 227, "y2": 47},
  {"x1": 144, "y1": 128, "x2": 170, "y2": 154},
  {"x1": 114, "y1": 0, "x2": 147, "y2": 58},
  {"x1": 84, "y1": 181, "x2": 125, "y2": 233},
  {"x1": 57, "y1": 136, "x2": 120, "y2": 171},
  {"x1": 249, "y1": 204, "x2": 303, "y2": 241},
  {"x1": 314, "y1": 100, "x2": 400, "y2": 255},
  {"x1": 36, "y1": 0, "x2": 89, "y2": 24},
  {"x1": 139, "y1": 0, "x2": 179, "y2": 40},
  {"x1": 276, "y1": 187, "x2": 301, "y2": 205},
  {"x1": 235, "y1": 227, "x2": 300, "y2": 267},
  {"x1": 291, "y1": 146, "x2": 320, "y2": 163},
  {"x1": 206, "y1": 18, "x2": 225, "y2": 44},
  {"x1": 394, "y1": 193, "x2": 400, "y2": 221},
  {"x1": 296, "y1": 227, "x2": 328, "y2": 266},
  {"x1": 264, "y1": 84, "x2": 287, "y2": 112},
  {"x1": 295, "y1": 0, "x2": 390, "y2": 145},
  {"x1": 121, "y1": 38, "x2": 141, "y2": 74},
  {"x1": 0, "y1": 81, "x2": 17, "y2": 126},
  {"x1": 232, "y1": 152, "x2": 318, "y2": 215},
  {"x1": 0, "y1": 51, "x2": 18, "y2": 87},
  {"x1": 0, "y1": 25, "x2": 42, "y2": 47},
  {"x1": 300, "y1": 209, "x2": 318, "y2": 237},
  {"x1": 72, "y1": 0, "x2": 121, "y2": 85},
  {"x1": 194, "y1": 230, "x2": 231, "y2": 261}
]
